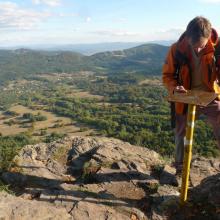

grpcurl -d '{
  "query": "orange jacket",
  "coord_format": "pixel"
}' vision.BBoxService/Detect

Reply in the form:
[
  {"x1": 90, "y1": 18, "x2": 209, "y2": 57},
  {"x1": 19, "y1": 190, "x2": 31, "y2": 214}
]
[{"x1": 162, "y1": 29, "x2": 220, "y2": 114}]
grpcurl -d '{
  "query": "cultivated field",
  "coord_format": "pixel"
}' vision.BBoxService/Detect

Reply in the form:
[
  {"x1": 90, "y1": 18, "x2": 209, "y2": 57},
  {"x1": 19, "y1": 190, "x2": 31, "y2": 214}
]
[
  {"x1": 66, "y1": 89, "x2": 104, "y2": 100},
  {"x1": 138, "y1": 78, "x2": 162, "y2": 86},
  {"x1": 0, "y1": 105, "x2": 93, "y2": 137}
]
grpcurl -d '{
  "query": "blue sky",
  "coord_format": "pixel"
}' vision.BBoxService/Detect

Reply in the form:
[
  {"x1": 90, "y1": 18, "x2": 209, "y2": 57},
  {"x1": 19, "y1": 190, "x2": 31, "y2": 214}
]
[{"x1": 1, "y1": 0, "x2": 220, "y2": 46}]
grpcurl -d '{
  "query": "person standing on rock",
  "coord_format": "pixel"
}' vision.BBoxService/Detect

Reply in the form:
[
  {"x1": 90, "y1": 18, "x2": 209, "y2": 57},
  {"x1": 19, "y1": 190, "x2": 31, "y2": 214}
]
[{"x1": 162, "y1": 16, "x2": 220, "y2": 175}]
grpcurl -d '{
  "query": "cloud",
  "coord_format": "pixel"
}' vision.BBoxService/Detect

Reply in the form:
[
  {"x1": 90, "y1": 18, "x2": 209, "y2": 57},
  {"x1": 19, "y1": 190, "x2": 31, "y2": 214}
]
[
  {"x1": 86, "y1": 17, "x2": 91, "y2": 23},
  {"x1": 154, "y1": 28, "x2": 184, "y2": 40},
  {"x1": 114, "y1": 18, "x2": 127, "y2": 23},
  {"x1": 0, "y1": 2, "x2": 52, "y2": 30},
  {"x1": 32, "y1": 0, "x2": 61, "y2": 7},
  {"x1": 73, "y1": 27, "x2": 80, "y2": 32},
  {"x1": 58, "y1": 12, "x2": 78, "y2": 17},
  {"x1": 91, "y1": 29, "x2": 139, "y2": 37}
]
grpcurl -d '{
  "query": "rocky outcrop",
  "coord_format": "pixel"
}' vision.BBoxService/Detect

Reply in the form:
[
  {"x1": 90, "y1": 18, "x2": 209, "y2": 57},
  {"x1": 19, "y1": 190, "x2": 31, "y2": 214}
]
[
  {"x1": 0, "y1": 136, "x2": 220, "y2": 220},
  {"x1": 185, "y1": 173, "x2": 220, "y2": 219},
  {"x1": 166, "y1": 173, "x2": 220, "y2": 220},
  {"x1": 0, "y1": 191, "x2": 72, "y2": 220}
]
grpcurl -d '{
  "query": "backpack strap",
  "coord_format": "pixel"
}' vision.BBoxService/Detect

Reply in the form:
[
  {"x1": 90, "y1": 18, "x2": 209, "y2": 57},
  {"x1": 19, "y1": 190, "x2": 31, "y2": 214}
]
[
  {"x1": 170, "y1": 48, "x2": 190, "y2": 128},
  {"x1": 173, "y1": 49, "x2": 190, "y2": 86},
  {"x1": 214, "y1": 38, "x2": 220, "y2": 68}
]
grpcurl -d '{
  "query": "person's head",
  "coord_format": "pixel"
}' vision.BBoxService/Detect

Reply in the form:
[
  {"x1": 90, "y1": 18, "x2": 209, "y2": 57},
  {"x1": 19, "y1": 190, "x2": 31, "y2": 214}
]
[{"x1": 185, "y1": 16, "x2": 212, "y2": 53}]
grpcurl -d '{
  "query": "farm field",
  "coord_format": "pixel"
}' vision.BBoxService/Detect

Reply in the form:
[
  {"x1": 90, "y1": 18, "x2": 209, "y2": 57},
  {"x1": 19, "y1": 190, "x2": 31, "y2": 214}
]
[{"x1": 0, "y1": 105, "x2": 93, "y2": 138}]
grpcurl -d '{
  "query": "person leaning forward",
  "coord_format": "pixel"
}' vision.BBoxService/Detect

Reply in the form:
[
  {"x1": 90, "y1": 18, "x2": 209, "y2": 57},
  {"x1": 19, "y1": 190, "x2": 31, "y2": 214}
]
[{"x1": 162, "y1": 16, "x2": 220, "y2": 175}]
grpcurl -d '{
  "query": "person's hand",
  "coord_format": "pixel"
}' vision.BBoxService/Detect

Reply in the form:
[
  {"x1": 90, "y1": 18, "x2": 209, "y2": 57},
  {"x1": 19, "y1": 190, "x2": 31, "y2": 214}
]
[{"x1": 174, "y1": 85, "x2": 187, "y2": 93}]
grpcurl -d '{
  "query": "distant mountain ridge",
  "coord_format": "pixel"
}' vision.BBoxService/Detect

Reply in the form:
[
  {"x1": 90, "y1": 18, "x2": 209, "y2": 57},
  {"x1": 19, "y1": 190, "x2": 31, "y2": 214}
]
[
  {"x1": 0, "y1": 42, "x2": 144, "y2": 55},
  {"x1": 0, "y1": 43, "x2": 169, "y2": 83},
  {"x1": 0, "y1": 41, "x2": 173, "y2": 55}
]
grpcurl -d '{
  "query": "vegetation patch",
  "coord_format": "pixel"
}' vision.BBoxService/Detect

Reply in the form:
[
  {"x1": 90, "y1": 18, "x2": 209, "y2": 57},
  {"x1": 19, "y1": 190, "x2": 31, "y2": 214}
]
[
  {"x1": 0, "y1": 134, "x2": 33, "y2": 171},
  {"x1": 0, "y1": 180, "x2": 14, "y2": 195},
  {"x1": 0, "y1": 68, "x2": 219, "y2": 164}
]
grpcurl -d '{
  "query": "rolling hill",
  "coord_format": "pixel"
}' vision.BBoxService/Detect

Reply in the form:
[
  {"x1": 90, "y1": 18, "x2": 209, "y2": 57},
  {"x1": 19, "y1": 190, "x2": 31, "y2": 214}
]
[
  {"x1": 0, "y1": 44, "x2": 169, "y2": 84},
  {"x1": 89, "y1": 43, "x2": 168, "y2": 74}
]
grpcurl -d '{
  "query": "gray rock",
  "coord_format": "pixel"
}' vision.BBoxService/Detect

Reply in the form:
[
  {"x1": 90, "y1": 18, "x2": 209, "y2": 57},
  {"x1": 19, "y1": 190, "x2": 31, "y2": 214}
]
[
  {"x1": 0, "y1": 136, "x2": 219, "y2": 220},
  {"x1": 159, "y1": 165, "x2": 178, "y2": 186},
  {"x1": 0, "y1": 192, "x2": 72, "y2": 220}
]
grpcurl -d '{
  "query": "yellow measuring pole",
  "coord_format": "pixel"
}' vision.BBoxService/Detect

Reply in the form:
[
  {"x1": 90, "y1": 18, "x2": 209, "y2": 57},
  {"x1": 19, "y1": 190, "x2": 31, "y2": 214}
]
[
  {"x1": 166, "y1": 90, "x2": 218, "y2": 204},
  {"x1": 180, "y1": 104, "x2": 196, "y2": 205}
]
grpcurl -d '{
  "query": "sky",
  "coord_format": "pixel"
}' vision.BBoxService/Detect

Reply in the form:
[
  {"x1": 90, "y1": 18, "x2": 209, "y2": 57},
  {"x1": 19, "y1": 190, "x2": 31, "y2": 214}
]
[{"x1": 1, "y1": 0, "x2": 220, "y2": 46}]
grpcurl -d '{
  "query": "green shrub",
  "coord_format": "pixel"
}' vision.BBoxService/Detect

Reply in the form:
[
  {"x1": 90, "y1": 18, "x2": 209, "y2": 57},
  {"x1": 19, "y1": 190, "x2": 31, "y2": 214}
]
[
  {"x1": 44, "y1": 132, "x2": 66, "y2": 143},
  {"x1": 0, "y1": 134, "x2": 33, "y2": 171}
]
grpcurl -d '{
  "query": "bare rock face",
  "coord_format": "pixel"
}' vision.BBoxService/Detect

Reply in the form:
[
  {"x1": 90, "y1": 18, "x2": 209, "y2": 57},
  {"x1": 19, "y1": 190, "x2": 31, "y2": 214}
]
[
  {"x1": 187, "y1": 173, "x2": 220, "y2": 219},
  {"x1": 0, "y1": 136, "x2": 220, "y2": 220},
  {"x1": 0, "y1": 191, "x2": 72, "y2": 220},
  {"x1": 1, "y1": 136, "x2": 163, "y2": 220},
  {"x1": 189, "y1": 157, "x2": 220, "y2": 187},
  {"x1": 168, "y1": 173, "x2": 220, "y2": 220}
]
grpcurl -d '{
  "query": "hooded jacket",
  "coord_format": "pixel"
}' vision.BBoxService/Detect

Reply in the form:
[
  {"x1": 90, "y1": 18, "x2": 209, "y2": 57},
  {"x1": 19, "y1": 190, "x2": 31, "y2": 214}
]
[{"x1": 162, "y1": 28, "x2": 220, "y2": 114}]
